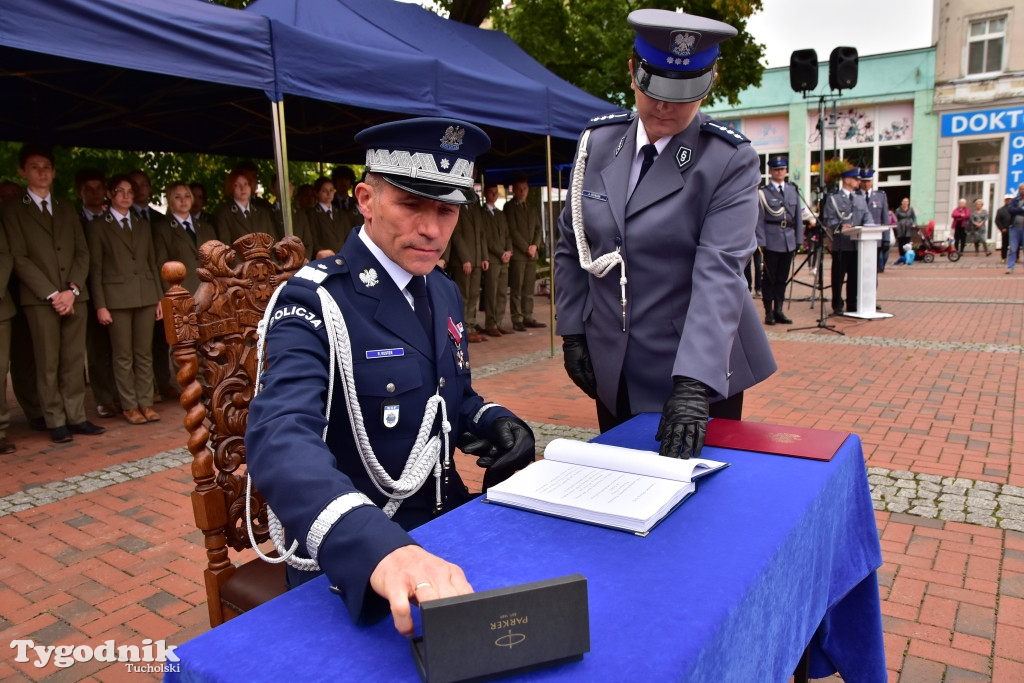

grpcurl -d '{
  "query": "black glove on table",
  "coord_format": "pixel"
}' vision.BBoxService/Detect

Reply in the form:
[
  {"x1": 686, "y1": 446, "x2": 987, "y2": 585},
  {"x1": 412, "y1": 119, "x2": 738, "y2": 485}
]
[
  {"x1": 458, "y1": 417, "x2": 536, "y2": 491},
  {"x1": 562, "y1": 334, "x2": 597, "y2": 399},
  {"x1": 655, "y1": 376, "x2": 709, "y2": 460}
]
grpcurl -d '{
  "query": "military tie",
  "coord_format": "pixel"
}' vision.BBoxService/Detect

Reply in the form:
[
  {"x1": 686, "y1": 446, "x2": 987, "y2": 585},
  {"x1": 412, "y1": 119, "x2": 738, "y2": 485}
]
[
  {"x1": 183, "y1": 220, "x2": 196, "y2": 245},
  {"x1": 636, "y1": 144, "x2": 658, "y2": 186},
  {"x1": 406, "y1": 276, "x2": 433, "y2": 346},
  {"x1": 41, "y1": 199, "x2": 51, "y2": 216},
  {"x1": 121, "y1": 217, "x2": 131, "y2": 231},
  {"x1": 243, "y1": 208, "x2": 250, "y2": 219}
]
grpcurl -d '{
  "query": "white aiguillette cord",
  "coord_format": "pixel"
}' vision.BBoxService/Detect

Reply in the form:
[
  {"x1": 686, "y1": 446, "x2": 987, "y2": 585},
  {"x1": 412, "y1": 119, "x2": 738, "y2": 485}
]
[
  {"x1": 570, "y1": 128, "x2": 628, "y2": 331},
  {"x1": 245, "y1": 280, "x2": 450, "y2": 572}
]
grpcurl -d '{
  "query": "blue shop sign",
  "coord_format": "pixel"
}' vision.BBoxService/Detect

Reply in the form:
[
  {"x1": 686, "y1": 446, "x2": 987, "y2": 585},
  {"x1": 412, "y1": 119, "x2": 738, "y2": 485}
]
[{"x1": 941, "y1": 106, "x2": 1024, "y2": 137}]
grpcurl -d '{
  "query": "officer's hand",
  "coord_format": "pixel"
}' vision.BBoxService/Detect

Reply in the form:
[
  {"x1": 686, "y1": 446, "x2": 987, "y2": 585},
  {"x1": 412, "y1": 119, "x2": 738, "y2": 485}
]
[
  {"x1": 457, "y1": 431, "x2": 497, "y2": 460},
  {"x1": 475, "y1": 417, "x2": 535, "y2": 491},
  {"x1": 369, "y1": 544, "x2": 473, "y2": 637},
  {"x1": 655, "y1": 376, "x2": 709, "y2": 460},
  {"x1": 562, "y1": 334, "x2": 597, "y2": 399}
]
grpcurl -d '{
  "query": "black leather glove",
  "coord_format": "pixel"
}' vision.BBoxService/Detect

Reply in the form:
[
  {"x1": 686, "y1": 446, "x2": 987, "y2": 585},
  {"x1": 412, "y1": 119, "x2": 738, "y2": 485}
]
[
  {"x1": 562, "y1": 334, "x2": 597, "y2": 399},
  {"x1": 460, "y1": 417, "x2": 536, "y2": 491},
  {"x1": 655, "y1": 376, "x2": 709, "y2": 460}
]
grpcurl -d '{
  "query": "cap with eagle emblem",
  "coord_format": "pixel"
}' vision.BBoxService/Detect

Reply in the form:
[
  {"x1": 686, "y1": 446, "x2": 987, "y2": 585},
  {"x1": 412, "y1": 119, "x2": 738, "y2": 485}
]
[
  {"x1": 354, "y1": 117, "x2": 490, "y2": 205},
  {"x1": 628, "y1": 9, "x2": 738, "y2": 103}
]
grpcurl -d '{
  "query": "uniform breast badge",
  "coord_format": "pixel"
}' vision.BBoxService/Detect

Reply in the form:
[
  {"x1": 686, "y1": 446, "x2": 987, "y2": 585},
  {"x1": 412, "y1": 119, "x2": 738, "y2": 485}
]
[
  {"x1": 359, "y1": 268, "x2": 379, "y2": 287},
  {"x1": 447, "y1": 317, "x2": 467, "y2": 370},
  {"x1": 382, "y1": 403, "x2": 400, "y2": 429}
]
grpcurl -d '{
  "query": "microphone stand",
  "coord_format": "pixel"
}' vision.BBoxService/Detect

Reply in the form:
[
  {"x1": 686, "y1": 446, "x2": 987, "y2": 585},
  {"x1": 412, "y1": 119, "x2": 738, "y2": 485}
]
[{"x1": 787, "y1": 94, "x2": 844, "y2": 336}]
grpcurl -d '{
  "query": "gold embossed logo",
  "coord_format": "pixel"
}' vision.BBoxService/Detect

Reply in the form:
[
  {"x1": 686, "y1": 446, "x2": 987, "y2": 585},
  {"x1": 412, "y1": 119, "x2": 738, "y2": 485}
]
[
  {"x1": 769, "y1": 433, "x2": 802, "y2": 444},
  {"x1": 490, "y1": 612, "x2": 528, "y2": 648}
]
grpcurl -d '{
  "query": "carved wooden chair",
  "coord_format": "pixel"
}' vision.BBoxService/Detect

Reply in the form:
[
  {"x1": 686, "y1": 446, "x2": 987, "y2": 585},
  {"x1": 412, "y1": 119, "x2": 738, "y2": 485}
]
[{"x1": 161, "y1": 232, "x2": 306, "y2": 627}]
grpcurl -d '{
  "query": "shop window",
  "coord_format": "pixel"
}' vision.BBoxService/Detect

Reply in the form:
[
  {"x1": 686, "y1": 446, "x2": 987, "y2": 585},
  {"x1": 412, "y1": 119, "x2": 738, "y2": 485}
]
[{"x1": 966, "y1": 15, "x2": 1006, "y2": 76}]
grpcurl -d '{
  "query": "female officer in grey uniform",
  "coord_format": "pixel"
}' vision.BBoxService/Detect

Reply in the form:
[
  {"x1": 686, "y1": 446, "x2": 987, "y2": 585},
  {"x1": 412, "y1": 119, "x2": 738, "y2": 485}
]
[
  {"x1": 246, "y1": 118, "x2": 534, "y2": 636},
  {"x1": 555, "y1": 9, "x2": 776, "y2": 460}
]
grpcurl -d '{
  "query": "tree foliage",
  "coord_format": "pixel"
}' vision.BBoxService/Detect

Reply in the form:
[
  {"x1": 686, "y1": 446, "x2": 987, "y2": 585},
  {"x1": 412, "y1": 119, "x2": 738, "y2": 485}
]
[{"x1": 492, "y1": 0, "x2": 764, "y2": 109}]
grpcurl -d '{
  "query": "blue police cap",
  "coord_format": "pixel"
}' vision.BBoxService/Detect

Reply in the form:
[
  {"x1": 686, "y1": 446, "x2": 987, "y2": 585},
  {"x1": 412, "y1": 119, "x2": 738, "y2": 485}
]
[
  {"x1": 354, "y1": 117, "x2": 490, "y2": 205},
  {"x1": 858, "y1": 168, "x2": 875, "y2": 180},
  {"x1": 768, "y1": 155, "x2": 788, "y2": 169},
  {"x1": 628, "y1": 9, "x2": 737, "y2": 103},
  {"x1": 840, "y1": 167, "x2": 860, "y2": 179}
]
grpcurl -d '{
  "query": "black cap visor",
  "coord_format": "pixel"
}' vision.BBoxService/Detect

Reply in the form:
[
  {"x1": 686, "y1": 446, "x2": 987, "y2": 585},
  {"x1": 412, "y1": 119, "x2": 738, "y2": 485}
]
[
  {"x1": 633, "y1": 54, "x2": 715, "y2": 103},
  {"x1": 379, "y1": 174, "x2": 477, "y2": 205}
]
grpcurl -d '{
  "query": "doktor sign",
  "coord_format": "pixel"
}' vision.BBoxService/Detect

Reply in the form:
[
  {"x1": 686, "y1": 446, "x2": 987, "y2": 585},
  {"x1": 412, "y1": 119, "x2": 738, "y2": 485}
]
[{"x1": 941, "y1": 106, "x2": 1024, "y2": 195}]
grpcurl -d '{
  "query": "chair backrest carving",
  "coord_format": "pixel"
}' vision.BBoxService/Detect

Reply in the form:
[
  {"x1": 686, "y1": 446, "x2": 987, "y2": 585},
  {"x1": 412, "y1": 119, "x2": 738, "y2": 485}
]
[{"x1": 161, "y1": 232, "x2": 305, "y2": 624}]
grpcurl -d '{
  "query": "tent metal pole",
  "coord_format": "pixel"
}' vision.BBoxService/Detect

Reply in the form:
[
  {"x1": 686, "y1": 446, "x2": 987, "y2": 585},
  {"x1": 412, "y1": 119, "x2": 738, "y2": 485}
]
[
  {"x1": 271, "y1": 99, "x2": 293, "y2": 237},
  {"x1": 545, "y1": 135, "x2": 555, "y2": 357}
]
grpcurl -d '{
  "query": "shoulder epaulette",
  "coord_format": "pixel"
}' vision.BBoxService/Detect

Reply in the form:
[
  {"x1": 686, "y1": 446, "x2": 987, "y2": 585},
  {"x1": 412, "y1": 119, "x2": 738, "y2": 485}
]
[
  {"x1": 700, "y1": 119, "x2": 750, "y2": 147},
  {"x1": 586, "y1": 111, "x2": 634, "y2": 129}
]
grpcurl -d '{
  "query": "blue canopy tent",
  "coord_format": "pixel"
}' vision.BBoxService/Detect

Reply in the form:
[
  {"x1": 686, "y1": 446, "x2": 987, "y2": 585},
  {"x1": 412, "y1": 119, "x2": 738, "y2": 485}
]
[{"x1": 1, "y1": 0, "x2": 620, "y2": 225}]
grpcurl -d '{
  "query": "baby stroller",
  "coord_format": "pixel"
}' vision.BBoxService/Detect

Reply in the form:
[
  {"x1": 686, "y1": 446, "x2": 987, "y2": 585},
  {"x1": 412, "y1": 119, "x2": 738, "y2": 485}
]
[{"x1": 914, "y1": 221, "x2": 962, "y2": 262}]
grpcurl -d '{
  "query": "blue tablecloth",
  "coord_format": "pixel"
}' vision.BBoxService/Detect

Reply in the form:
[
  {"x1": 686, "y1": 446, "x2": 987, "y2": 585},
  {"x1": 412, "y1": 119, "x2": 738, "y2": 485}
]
[{"x1": 166, "y1": 413, "x2": 885, "y2": 682}]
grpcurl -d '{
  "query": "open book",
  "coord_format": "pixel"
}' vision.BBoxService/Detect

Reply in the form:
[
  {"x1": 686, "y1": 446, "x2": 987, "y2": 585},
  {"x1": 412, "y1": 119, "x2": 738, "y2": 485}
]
[{"x1": 485, "y1": 438, "x2": 728, "y2": 535}]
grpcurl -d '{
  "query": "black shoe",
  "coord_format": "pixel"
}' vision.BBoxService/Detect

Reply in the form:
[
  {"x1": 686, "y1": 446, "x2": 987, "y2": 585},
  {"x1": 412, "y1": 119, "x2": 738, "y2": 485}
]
[
  {"x1": 764, "y1": 312, "x2": 776, "y2": 325},
  {"x1": 774, "y1": 311, "x2": 793, "y2": 324},
  {"x1": 0, "y1": 437, "x2": 15, "y2": 454},
  {"x1": 49, "y1": 426, "x2": 73, "y2": 443},
  {"x1": 513, "y1": 322, "x2": 527, "y2": 332},
  {"x1": 69, "y1": 421, "x2": 106, "y2": 436},
  {"x1": 29, "y1": 417, "x2": 47, "y2": 431},
  {"x1": 523, "y1": 319, "x2": 546, "y2": 329},
  {"x1": 829, "y1": 309, "x2": 844, "y2": 318}
]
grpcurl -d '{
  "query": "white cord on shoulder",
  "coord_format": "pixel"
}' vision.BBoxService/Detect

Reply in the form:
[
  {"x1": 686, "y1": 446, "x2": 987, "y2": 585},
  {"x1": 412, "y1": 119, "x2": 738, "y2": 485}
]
[
  {"x1": 245, "y1": 279, "x2": 449, "y2": 571},
  {"x1": 570, "y1": 128, "x2": 628, "y2": 331}
]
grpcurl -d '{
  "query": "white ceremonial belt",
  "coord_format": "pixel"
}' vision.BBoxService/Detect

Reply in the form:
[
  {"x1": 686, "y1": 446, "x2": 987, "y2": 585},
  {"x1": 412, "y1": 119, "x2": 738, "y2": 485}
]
[{"x1": 306, "y1": 492, "x2": 375, "y2": 561}]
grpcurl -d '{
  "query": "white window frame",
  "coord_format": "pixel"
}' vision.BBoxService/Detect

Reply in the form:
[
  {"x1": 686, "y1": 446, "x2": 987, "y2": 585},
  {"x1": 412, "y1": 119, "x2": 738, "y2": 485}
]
[{"x1": 964, "y1": 12, "x2": 1008, "y2": 78}]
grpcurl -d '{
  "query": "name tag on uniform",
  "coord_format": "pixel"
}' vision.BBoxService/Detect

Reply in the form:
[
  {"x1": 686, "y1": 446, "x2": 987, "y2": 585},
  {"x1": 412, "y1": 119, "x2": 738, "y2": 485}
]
[
  {"x1": 582, "y1": 190, "x2": 607, "y2": 202},
  {"x1": 366, "y1": 348, "x2": 404, "y2": 359}
]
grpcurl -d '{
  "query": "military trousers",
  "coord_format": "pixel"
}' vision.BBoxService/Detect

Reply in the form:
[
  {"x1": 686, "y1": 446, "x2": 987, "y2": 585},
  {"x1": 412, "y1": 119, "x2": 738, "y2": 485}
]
[
  {"x1": 86, "y1": 300, "x2": 117, "y2": 406},
  {"x1": 9, "y1": 301, "x2": 41, "y2": 420},
  {"x1": 23, "y1": 301, "x2": 88, "y2": 428},
  {"x1": 451, "y1": 265, "x2": 482, "y2": 330},
  {"x1": 108, "y1": 307, "x2": 157, "y2": 411},
  {"x1": 0, "y1": 318, "x2": 10, "y2": 436},
  {"x1": 483, "y1": 261, "x2": 509, "y2": 330},
  {"x1": 761, "y1": 249, "x2": 794, "y2": 313},
  {"x1": 830, "y1": 249, "x2": 859, "y2": 313},
  {"x1": 508, "y1": 258, "x2": 536, "y2": 324}
]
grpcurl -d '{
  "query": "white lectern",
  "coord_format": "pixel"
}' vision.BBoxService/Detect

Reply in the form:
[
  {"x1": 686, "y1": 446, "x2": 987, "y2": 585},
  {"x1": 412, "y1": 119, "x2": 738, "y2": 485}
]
[{"x1": 843, "y1": 225, "x2": 893, "y2": 320}]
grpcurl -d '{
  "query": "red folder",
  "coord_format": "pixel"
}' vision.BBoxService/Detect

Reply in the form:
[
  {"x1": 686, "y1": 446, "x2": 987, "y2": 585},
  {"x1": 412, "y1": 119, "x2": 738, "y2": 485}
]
[{"x1": 704, "y1": 418, "x2": 849, "y2": 461}]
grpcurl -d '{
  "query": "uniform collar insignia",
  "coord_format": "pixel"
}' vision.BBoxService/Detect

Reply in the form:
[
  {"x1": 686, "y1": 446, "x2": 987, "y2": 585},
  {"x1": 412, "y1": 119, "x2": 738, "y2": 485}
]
[
  {"x1": 615, "y1": 136, "x2": 626, "y2": 157},
  {"x1": 359, "y1": 268, "x2": 379, "y2": 287},
  {"x1": 675, "y1": 146, "x2": 693, "y2": 169}
]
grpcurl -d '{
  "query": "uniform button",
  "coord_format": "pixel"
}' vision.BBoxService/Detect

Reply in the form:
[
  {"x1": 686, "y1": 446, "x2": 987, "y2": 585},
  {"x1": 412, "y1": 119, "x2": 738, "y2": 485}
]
[
  {"x1": 335, "y1": 258, "x2": 344, "y2": 265},
  {"x1": 386, "y1": 382, "x2": 396, "y2": 393},
  {"x1": 439, "y1": 377, "x2": 446, "y2": 388}
]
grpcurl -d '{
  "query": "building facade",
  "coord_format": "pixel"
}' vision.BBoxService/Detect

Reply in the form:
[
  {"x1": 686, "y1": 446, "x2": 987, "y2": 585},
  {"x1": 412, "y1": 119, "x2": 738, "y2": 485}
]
[
  {"x1": 934, "y1": 0, "x2": 1024, "y2": 242},
  {"x1": 704, "y1": 47, "x2": 938, "y2": 229}
]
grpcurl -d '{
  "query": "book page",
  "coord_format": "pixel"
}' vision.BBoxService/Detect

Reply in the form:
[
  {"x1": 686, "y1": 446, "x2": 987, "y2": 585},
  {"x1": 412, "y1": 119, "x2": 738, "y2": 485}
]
[
  {"x1": 488, "y1": 459, "x2": 693, "y2": 522},
  {"x1": 543, "y1": 438, "x2": 727, "y2": 483}
]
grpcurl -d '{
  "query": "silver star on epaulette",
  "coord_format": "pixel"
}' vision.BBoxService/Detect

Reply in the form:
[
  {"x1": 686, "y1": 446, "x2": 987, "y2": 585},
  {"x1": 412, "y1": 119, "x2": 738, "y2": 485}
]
[
  {"x1": 359, "y1": 268, "x2": 379, "y2": 287},
  {"x1": 440, "y1": 158, "x2": 450, "y2": 170}
]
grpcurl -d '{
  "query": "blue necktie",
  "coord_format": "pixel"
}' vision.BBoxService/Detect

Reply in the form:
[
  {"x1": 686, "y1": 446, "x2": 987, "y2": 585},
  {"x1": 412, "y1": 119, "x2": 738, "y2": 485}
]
[
  {"x1": 637, "y1": 144, "x2": 658, "y2": 186},
  {"x1": 407, "y1": 276, "x2": 433, "y2": 346}
]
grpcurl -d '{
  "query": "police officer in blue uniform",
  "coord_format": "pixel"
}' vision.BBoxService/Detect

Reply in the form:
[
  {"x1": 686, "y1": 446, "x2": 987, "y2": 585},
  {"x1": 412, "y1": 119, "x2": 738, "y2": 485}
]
[
  {"x1": 555, "y1": 9, "x2": 777, "y2": 460},
  {"x1": 246, "y1": 118, "x2": 535, "y2": 636},
  {"x1": 858, "y1": 169, "x2": 891, "y2": 273},
  {"x1": 823, "y1": 166, "x2": 872, "y2": 315},
  {"x1": 756, "y1": 155, "x2": 816, "y2": 325}
]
